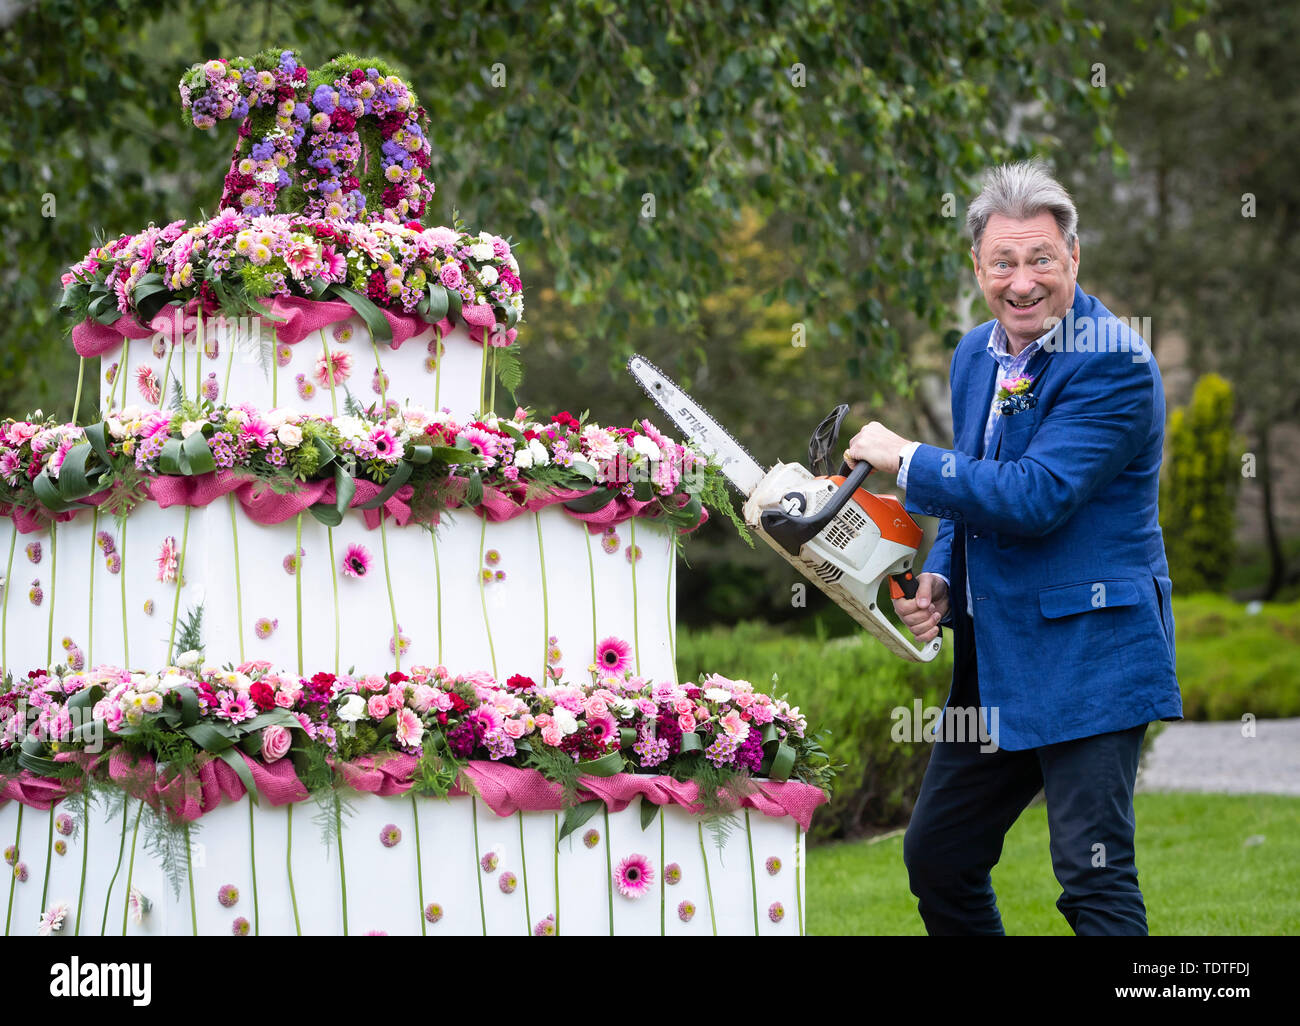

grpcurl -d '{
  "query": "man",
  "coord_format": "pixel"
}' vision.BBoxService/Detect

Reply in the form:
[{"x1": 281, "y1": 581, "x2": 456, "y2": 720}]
[{"x1": 844, "y1": 161, "x2": 1182, "y2": 936}]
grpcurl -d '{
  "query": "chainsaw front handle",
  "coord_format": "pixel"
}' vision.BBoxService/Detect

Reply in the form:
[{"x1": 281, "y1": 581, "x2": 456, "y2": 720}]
[{"x1": 760, "y1": 460, "x2": 872, "y2": 556}]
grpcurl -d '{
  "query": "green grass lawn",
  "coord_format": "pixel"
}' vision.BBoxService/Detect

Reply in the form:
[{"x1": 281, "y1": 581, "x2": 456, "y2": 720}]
[{"x1": 808, "y1": 792, "x2": 1300, "y2": 935}]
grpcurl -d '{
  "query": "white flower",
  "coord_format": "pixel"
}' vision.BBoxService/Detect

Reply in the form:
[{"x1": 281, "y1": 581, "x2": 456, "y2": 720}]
[
  {"x1": 507, "y1": 255, "x2": 519, "y2": 274},
  {"x1": 38, "y1": 902, "x2": 69, "y2": 936},
  {"x1": 469, "y1": 242, "x2": 495, "y2": 261},
  {"x1": 133, "y1": 674, "x2": 159, "y2": 694},
  {"x1": 178, "y1": 421, "x2": 202, "y2": 439},
  {"x1": 527, "y1": 438, "x2": 550, "y2": 466},
  {"x1": 632, "y1": 435, "x2": 661, "y2": 461},
  {"x1": 106, "y1": 417, "x2": 126, "y2": 440},
  {"x1": 277, "y1": 424, "x2": 303, "y2": 447},
  {"x1": 478, "y1": 265, "x2": 499, "y2": 287},
  {"x1": 228, "y1": 409, "x2": 249, "y2": 426},
  {"x1": 176, "y1": 650, "x2": 202, "y2": 669},
  {"x1": 338, "y1": 694, "x2": 367, "y2": 722},
  {"x1": 513, "y1": 446, "x2": 533, "y2": 470},
  {"x1": 158, "y1": 672, "x2": 189, "y2": 692},
  {"x1": 333, "y1": 416, "x2": 366, "y2": 441},
  {"x1": 118, "y1": 404, "x2": 143, "y2": 422},
  {"x1": 551, "y1": 706, "x2": 578, "y2": 736},
  {"x1": 704, "y1": 687, "x2": 733, "y2": 702},
  {"x1": 264, "y1": 408, "x2": 290, "y2": 428}
]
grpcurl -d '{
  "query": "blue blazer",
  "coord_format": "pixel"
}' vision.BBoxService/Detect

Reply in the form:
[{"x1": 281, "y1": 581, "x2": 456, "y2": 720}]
[{"x1": 905, "y1": 284, "x2": 1182, "y2": 750}]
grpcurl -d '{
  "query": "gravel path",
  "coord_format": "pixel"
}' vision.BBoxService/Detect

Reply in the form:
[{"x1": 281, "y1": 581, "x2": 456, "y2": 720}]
[{"x1": 1137, "y1": 717, "x2": 1300, "y2": 796}]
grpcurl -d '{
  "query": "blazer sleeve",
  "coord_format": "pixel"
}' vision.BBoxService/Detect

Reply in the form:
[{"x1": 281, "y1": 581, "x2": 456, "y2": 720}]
[{"x1": 902, "y1": 352, "x2": 1156, "y2": 538}]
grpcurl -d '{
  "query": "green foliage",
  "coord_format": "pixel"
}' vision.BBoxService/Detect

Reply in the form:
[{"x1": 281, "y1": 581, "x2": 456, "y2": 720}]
[
  {"x1": 174, "y1": 603, "x2": 204, "y2": 657},
  {"x1": 1161, "y1": 374, "x2": 1240, "y2": 593},
  {"x1": 677, "y1": 621, "x2": 951, "y2": 841},
  {"x1": 1171, "y1": 594, "x2": 1300, "y2": 719}
]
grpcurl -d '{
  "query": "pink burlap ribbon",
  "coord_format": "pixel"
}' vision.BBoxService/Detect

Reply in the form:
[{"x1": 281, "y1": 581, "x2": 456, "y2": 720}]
[
  {"x1": 71, "y1": 296, "x2": 515, "y2": 358},
  {"x1": 1, "y1": 757, "x2": 826, "y2": 829},
  {"x1": 1, "y1": 471, "x2": 707, "y2": 536}
]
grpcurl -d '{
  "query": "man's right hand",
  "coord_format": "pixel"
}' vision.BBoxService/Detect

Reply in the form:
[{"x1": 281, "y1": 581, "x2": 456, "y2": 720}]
[{"x1": 893, "y1": 572, "x2": 949, "y2": 643}]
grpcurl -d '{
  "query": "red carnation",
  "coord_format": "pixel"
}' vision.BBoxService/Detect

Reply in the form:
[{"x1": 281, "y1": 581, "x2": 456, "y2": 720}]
[
  {"x1": 311, "y1": 671, "x2": 337, "y2": 688},
  {"x1": 293, "y1": 67, "x2": 309, "y2": 82},
  {"x1": 277, "y1": 84, "x2": 296, "y2": 100},
  {"x1": 505, "y1": 674, "x2": 535, "y2": 691},
  {"x1": 250, "y1": 681, "x2": 275, "y2": 712},
  {"x1": 387, "y1": 671, "x2": 409, "y2": 684},
  {"x1": 349, "y1": 69, "x2": 366, "y2": 84},
  {"x1": 366, "y1": 270, "x2": 387, "y2": 302},
  {"x1": 330, "y1": 110, "x2": 356, "y2": 131},
  {"x1": 550, "y1": 411, "x2": 581, "y2": 431},
  {"x1": 447, "y1": 693, "x2": 470, "y2": 713},
  {"x1": 403, "y1": 220, "x2": 423, "y2": 232}
]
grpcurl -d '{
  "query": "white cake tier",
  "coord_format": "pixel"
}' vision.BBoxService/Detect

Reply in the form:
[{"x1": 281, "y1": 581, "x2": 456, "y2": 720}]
[
  {"x1": 0, "y1": 789, "x2": 806, "y2": 936},
  {"x1": 0, "y1": 501, "x2": 676, "y2": 686},
  {"x1": 98, "y1": 316, "x2": 499, "y2": 424}
]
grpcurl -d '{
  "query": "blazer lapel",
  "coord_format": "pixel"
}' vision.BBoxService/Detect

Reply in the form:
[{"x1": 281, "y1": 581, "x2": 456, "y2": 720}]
[
  {"x1": 966, "y1": 351, "x2": 1000, "y2": 458},
  {"x1": 991, "y1": 345, "x2": 1055, "y2": 461}
]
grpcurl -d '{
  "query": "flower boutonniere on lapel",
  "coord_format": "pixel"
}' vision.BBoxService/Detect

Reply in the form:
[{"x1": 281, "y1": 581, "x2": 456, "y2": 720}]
[{"x1": 995, "y1": 375, "x2": 1037, "y2": 415}]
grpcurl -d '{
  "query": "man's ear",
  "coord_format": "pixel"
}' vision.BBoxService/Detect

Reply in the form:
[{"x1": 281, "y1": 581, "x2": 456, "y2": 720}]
[
  {"x1": 1070, "y1": 237, "x2": 1080, "y2": 276},
  {"x1": 970, "y1": 246, "x2": 981, "y2": 280}
]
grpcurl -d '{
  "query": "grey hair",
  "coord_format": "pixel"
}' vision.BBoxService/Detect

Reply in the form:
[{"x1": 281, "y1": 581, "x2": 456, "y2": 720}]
[{"x1": 967, "y1": 160, "x2": 1078, "y2": 258}]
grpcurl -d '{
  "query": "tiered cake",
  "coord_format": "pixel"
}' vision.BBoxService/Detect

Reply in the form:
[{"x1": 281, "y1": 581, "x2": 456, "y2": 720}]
[{"x1": 0, "y1": 50, "x2": 827, "y2": 936}]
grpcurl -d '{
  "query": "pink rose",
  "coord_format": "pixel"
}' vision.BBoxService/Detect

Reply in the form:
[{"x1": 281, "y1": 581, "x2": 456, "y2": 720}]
[
  {"x1": 261, "y1": 725, "x2": 291, "y2": 762},
  {"x1": 585, "y1": 698, "x2": 609, "y2": 719},
  {"x1": 410, "y1": 684, "x2": 436, "y2": 713},
  {"x1": 694, "y1": 703, "x2": 710, "y2": 721},
  {"x1": 674, "y1": 698, "x2": 694, "y2": 716},
  {"x1": 367, "y1": 694, "x2": 389, "y2": 719},
  {"x1": 636, "y1": 699, "x2": 657, "y2": 717},
  {"x1": 363, "y1": 674, "x2": 387, "y2": 693},
  {"x1": 274, "y1": 690, "x2": 296, "y2": 709},
  {"x1": 678, "y1": 713, "x2": 696, "y2": 733},
  {"x1": 734, "y1": 692, "x2": 754, "y2": 709},
  {"x1": 541, "y1": 726, "x2": 563, "y2": 747},
  {"x1": 387, "y1": 683, "x2": 406, "y2": 708},
  {"x1": 503, "y1": 718, "x2": 527, "y2": 740}
]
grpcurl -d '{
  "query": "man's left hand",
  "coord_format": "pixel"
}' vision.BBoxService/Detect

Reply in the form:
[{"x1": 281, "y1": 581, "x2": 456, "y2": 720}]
[{"x1": 844, "y1": 422, "x2": 912, "y2": 475}]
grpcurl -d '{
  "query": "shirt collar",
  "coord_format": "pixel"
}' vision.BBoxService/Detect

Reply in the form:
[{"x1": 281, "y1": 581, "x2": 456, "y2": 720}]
[{"x1": 987, "y1": 316, "x2": 1061, "y2": 365}]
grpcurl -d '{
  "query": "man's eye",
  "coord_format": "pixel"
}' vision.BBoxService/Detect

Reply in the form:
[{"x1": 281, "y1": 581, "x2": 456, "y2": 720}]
[{"x1": 1037, "y1": 256, "x2": 1051, "y2": 265}]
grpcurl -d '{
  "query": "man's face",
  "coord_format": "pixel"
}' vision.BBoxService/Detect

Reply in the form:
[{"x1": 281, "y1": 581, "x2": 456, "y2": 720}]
[{"x1": 971, "y1": 211, "x2": 1080, "y2": 350}]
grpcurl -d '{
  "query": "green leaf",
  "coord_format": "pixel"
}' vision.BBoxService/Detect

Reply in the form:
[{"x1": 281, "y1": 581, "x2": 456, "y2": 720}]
[
  {"x1": 423, "y1": 283, "x2": 449, "y2": 323},
  {"x1": 557, "y1": 798, "x2": 603, "y2": 843},
  {"x1": 219, "y1": 749, "x2": 260, "y2": 805},
  {"x1": 639, "y1": 794, "x2": 660, "y2": 831},
  {"x1": 356, "y1": 458, "x2": 412, "y2": 509},
  {"x1": 181, "y1": 429, "x2": 216, "y2": 475},
  {"x1": 562, "y1": 488, "x2": 617, "y2": 514}
]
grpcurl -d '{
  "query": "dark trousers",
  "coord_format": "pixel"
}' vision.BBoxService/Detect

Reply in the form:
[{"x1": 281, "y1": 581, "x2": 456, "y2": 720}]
[{"x1": 902, "y1": 626, "x2": 1149, "y2": 936}]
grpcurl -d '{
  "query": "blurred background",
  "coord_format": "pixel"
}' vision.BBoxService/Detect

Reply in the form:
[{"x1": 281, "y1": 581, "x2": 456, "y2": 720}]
[{"x1": 2, "y1": 0, "x2": 1296, "y2": 931}]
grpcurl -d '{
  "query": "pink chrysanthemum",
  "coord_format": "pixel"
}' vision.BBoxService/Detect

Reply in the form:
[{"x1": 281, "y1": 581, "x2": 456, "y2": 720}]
[
  {"x1": 766, "y1": 856, "x2": 782, "y2": 876},
  {"x1": 282, "y1": 547, "x2": 304, "y2": 574},
  {"x1": 625, "y1": 544, "x2": 643, "y2": 564},
  {"x1": 276, "y1": 343, "x2": 293, "y2": 367},
  {"x1": 143, "y1": 599, "x2": 155, "y2": 616},
  {"x1": 295, "y1": 374, "x2": 316, "y2": 400},
  {"x1": 332, "y1": 322, "x2": 355, "y2": 344},
  {"x1": 128, "y1": 887, "x2": 150, "y2": 925},
  {"x1": 106, "y1": 553, "x2": 122, "y2": 575},
  {"x1": 314, "y1": 348, "x2": 353, "y2": 387},
  {"x1": 600, "y1": 534, "x2": 620, "y2": 554},
  {"x1": 424, "y1": 356, "x2": 438, "y2": 373},
  {"x1": 25, "y1": 541, "x2": 41, "y2": 564},
  {"x1": 202, "y1": 373, "x2": 219, "y2": 401},
  {"x1": 484, "y1": 549, "x2": 500, "y2": 566},
  {"x1": 595, "y1": 636, "x2": 631, "y2": 676},
  {"x1": 38, "y1": 902, "x2": 69, "y2": 936},
  {"x1": 105, "y1": 362, "x2": 118, "y2": 385},
  {"x1": 493, "y1": 570, "x2": 506, "y2": 581},
  {"x1": 28, "y1": 581, "x2": 42, "y2": 606},
  {"x1": 217, "y1": 884, "x2": 239, "y2": 908},
  {"x1": 547, "y1": 645, "x2": 562, "y2": 665},
  {"x1": 768, "y1": 901, "x2": 785, "y2": 923},
  {"x1": 55, "y1": 813, "x2": 73, "y2": 836},
  {"x1": 156, "y1": 536, "x2": 180, "y2": 584},
  {"x1": 533, "y1": 913, "x2": 556, "y2": 936},
  {"x1": 389, "y1": 626, "x2": 411, "y2": 657},
  {"x1": 2, "y1": 845, "x2": 16, "y2": 866},
  {"x1": 232, "y1": 916, "x2": 250, "y2": 936},
  {"x1": 677, "y1": 900, "x2": 695, "y2": 922},
  {"x1": 424, "y1": 902, "x2": 443, "y2": 924},
  {"x1": 480, "y1": 569, "x2": 494, "y2": 584},
  {"x1": 583, "y1": 829, "x2": 600, "y2": 849},
  {"x1": 664, "y1": 863, "x2": 682, "y2": 885},
  {"x1": 371, "y1": 368, "x2": 390, "y2": 396},
  {"x1": 480, "y1": 852, "x2": 499, "y2": 873},
  {"x1": 499, "y1": 872, "x2": 517, "y2": 894},
  {"x1": 96, "y1": 530, "x2": 116, "y2": 554},
  {"x1": 14, "y1": 863, "x2": 28, "y2": 882},
  {"x1": 614, "y1": 853, "x2": 654, "y2": 899},
  {"x1": 254, "y1": 617, "x2": 277, "y2": 640},
  {"x1": 53, "y1": 841, "x2": 66, "y2": 856},
  {"x1": 379, "y1": 824, "x2": 402, "y2": 848},
  {"x1": 365, "y1": 929, "x2": 388, "y2": 936},
  {"x1": 341, "y1": 543, "x2": 371, "y2": 578}
]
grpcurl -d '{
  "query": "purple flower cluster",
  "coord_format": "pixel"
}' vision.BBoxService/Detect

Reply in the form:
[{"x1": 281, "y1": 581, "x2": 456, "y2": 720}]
[
  {"x1": 483, "y1": 728, "x2": 516, "y2": 761},
  {"x1": 632, "y1": 724, "x2": 670, "y2": 768},
  {"x1": 704, "y1": 733, "x2": 739, "y2": 769}
]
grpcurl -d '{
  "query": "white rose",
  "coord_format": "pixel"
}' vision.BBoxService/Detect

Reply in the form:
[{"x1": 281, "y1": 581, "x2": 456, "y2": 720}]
[
  {"x1": 469, "y1": 242, "x2": 494, "y2": 261},
  {"x1": 264, "y1": 408, "x2": 290, "y2": 428},
  {"x1": 513, "y1": 446, "x2": 533, "y2": 470},
  {"x1": 632, "y1": 434, "x2": 661, "y2": 461},
  {"x1": 158, "y1": 672, "x2": 190, "y2": 692},
  {"x1": 176, "y1": 650, "x2": 202, "y2": 669},
  {"x1": 478, "y1": 265, "x2": 499, "y2": 287},
  {"x1": 180, "y1": 420, "x2": 204, "y2": 439},
  {"x1": 528, "y1": 438, "x2": 550, "y2": 466},
  {"x1": 551, "y1": 706, "x2": 578, "y2": 736},
  {"x1": 106, "y1": 417, "x2": 126, "y2": 440},
  {"x1": 277, "y1": 424, "x2": 303, "y2": 447},
  {"x1": 338, "y1": 694, "x2": 367, "y2": 722}
]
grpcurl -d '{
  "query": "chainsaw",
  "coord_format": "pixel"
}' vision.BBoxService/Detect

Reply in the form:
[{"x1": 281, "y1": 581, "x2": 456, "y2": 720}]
[{"x1": 628, "y1": 355, "x2": 942, "y2": 663}]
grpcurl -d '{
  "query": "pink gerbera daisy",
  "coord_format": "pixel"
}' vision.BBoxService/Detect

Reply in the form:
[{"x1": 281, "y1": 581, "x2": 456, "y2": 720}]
[
  {"x1": 136, "y1": 366, "x2": 161, "y2": 405},
  {"x1": 341, "y1": 544, "x2": 371, "y2": 578},
  {"x1": 368, "y1": 425, "x2": 402, "y2": 463},
  {"x1": 38, "y1": 902, "x2": 69, "y2": 936},
  {"x1": 614, "y1": 853, "x2": 654, "y2": 899},
  {"x1": 595, "y1": 636, "x2": 631, "y2": 676},
  {"x1": 314, "y1": 348, "x2": 353, "y2": 387}
]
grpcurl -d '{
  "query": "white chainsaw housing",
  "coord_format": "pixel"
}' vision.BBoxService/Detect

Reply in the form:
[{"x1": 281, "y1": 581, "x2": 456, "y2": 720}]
[{"x1": 742, "y1": 462, "x2": 942, "y2": 663}]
